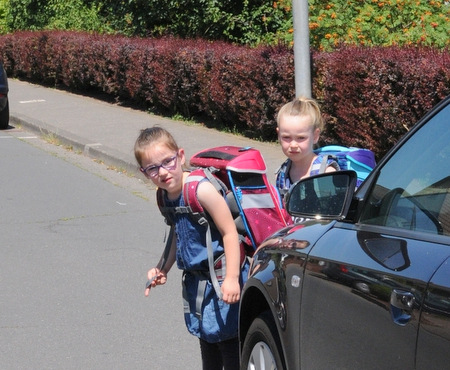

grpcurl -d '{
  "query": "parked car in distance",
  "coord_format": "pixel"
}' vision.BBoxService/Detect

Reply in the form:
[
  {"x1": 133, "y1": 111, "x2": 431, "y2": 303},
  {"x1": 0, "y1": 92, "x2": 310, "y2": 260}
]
[
  {"x1": 239, "y1": 95, "x2": 450, "y2": 370},
  {"x1": 0, "y1": 62, "x2": 9, "y2": 130}
]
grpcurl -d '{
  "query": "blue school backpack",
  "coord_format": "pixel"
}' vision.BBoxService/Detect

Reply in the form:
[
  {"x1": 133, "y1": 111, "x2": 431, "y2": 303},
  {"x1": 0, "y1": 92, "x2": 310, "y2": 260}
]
[
  {"x1": 276, "y1": 145, "x2": 376, "y2": 199},
  {"x1": 314, "y1": 145, "x2": 376, "y2": 187}
]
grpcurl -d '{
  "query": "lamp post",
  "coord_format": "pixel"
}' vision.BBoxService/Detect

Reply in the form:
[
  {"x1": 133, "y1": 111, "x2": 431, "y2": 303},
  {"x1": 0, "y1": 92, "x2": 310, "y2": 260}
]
[{"x1": 292, "y1": 0, "x2": 311, "y2": 98}]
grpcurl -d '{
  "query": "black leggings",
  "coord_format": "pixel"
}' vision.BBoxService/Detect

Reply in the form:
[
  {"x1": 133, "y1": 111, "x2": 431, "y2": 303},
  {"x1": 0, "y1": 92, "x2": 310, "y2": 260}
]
[{"x1": 199, "y1": 337, "x2": 240, "y2": 370}]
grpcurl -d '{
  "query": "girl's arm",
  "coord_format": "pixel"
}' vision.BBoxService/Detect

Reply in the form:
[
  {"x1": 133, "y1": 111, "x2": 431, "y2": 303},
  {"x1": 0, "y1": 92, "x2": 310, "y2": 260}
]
[
  {"x1": 144, "y1": 231, "x2": 177, "y2": 297},
  {"x1": 197, "y1": 181, "x2": 242, "y2": 304}
]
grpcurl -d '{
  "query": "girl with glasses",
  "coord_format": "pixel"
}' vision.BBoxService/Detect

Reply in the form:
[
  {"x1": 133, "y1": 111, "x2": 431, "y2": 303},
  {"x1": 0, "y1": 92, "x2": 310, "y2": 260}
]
[{"x1": 134, "y1": 126, "x2": 247, "y2": 370}]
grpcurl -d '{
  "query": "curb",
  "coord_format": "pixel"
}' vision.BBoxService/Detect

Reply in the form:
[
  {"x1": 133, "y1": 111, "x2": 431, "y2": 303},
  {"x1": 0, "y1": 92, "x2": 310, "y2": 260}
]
[{"x1": 10, "y1": 113, "x2": 141, "y2": 177}]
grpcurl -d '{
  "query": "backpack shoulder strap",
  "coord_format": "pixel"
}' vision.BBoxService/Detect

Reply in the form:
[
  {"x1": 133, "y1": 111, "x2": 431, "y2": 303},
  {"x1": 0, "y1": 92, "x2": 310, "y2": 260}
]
[
  {"x1": 156, "y1": 170, "x2": 227, "y2": 301},
  {"x1": 314, "y1": 154, "x2": 340, "y2": 175},
  {"x1": 182, "y1": 168, "x2": 228, "y2": 300},
  {"x1": 156, "y1": 186, "x2": 191, "y2": 225},
  {"x1": 156, "y1": 187, "x2": 174, "y2": 225},
  {"x1": 183, "y1": 168, "x2": 227, "y2": 221},
  {"x1": 149, "y1": 192, "x2": 177, "y2": 288},
  {"x1": 275, "y1": 158, "x2": 292, "y2": 198},
  {"x1": 146, "y1": 224, "x2": 175, "y2": 290}
]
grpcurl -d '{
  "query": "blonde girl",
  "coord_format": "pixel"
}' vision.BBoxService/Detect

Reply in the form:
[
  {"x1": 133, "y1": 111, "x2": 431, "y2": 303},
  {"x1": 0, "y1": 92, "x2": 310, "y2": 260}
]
[{"x1": 276, "y1": 97, "x2": 338, "y2": 199}]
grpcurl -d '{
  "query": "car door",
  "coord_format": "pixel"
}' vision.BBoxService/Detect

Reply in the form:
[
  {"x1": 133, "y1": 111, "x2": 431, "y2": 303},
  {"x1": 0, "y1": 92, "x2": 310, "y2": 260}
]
[
  {"x1": 416, "y1": 255, "x2": 450, "y2": 369},
  {"x1": 299, "y1": 99, "x2": 450, "y2": 369}
]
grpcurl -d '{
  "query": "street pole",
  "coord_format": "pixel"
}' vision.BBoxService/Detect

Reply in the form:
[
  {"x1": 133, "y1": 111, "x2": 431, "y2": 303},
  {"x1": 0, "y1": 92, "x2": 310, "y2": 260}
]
[{"x1": 292, "y1": 0, "x2": 311, "y2": 98}]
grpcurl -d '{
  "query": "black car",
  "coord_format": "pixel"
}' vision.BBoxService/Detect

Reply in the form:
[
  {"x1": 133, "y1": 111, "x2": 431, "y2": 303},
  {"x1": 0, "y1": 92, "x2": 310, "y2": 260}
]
[
  {"x1": 0, "y1": 62, "x2": 9, "y2": 129},
  {"x1": 239, "y1": 96, "x2": 450, "y2": 369}
]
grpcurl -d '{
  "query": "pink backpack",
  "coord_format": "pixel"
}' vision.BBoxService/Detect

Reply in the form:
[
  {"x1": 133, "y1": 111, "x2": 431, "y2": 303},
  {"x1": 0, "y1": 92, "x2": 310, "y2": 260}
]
[
  {"x1": 158, "y1": 146, "x2": 292, "y2": 255},
  {"x1": 156, "y1": 146, "x2": 292, "y2": 298}
]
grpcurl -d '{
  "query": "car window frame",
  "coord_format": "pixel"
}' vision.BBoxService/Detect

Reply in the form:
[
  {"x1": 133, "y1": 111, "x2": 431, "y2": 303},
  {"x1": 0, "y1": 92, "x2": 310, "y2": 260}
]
[{"x1": 350, "y1": 96, "x2": 450, "y2": 244}]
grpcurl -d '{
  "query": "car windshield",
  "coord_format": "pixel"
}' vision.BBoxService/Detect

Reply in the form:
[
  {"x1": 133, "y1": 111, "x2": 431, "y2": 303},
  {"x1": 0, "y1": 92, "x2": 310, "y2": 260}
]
[{"x1": 360, "y1": 103, "x2": 450, "y2": 236}]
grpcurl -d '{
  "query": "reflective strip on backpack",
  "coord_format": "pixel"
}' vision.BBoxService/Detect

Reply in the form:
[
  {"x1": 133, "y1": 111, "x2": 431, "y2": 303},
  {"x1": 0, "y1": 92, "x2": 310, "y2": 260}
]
[
  {"x1": 185, "y1": 174, "x2": 207, "y2": 184},
  {"x1": 226, "y1": 165, "x2": 266, "y2": 174},
  {"x1": 240, "y1": 193, "x2": 275, "y2": 209}
]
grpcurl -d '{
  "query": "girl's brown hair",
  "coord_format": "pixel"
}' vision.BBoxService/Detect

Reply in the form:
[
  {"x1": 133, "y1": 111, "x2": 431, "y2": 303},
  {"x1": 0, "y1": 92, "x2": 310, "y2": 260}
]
[{"x1": 134, "y1": 126, "x2": 179, "y2": 166}]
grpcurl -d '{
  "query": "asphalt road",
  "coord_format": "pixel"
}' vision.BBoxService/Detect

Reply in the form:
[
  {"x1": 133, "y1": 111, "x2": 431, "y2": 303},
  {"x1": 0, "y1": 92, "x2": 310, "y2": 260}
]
[
  {"x1": 3, "y1": 78, "x2": 285, "y2": 369},
  {"x1": 1, "y1": 127, "x2": 201, "y2": 369}
]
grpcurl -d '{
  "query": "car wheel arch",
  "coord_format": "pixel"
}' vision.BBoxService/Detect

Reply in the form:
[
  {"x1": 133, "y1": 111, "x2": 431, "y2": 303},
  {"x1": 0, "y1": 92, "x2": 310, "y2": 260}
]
[{"x1": 240, "y1": 285, "x2": 272, "y2": 343}]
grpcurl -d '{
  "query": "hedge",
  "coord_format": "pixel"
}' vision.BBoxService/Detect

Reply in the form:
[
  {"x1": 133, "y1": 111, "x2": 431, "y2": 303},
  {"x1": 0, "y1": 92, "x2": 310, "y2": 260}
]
[{"x1": 0, "y1": 30, "x2": 448, "y2": 159}]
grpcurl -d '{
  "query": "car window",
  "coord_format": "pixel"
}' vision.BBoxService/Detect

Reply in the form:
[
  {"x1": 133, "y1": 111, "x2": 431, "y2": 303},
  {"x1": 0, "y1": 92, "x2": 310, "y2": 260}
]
[{"x1": 360, "y1": 103, "x2": 450, "y2": 236}]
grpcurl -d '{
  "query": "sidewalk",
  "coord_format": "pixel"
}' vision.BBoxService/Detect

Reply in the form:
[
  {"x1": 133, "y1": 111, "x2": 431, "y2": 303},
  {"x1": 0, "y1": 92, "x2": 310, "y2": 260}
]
[{"x1": 8, "y1": 79, "x2": 283, "y2": 181}]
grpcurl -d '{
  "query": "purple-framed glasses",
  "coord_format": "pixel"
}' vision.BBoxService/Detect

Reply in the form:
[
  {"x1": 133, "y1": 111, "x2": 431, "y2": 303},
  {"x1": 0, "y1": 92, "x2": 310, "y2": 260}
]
[{"x1": 140, "y1": 154, "x2": 178, "y2": 178}]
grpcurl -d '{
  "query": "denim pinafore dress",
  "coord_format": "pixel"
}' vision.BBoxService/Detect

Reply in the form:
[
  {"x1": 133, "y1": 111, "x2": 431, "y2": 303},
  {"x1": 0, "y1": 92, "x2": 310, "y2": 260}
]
[{"x1": 166, "y1": 192, "x2": 249, "y2": 343}]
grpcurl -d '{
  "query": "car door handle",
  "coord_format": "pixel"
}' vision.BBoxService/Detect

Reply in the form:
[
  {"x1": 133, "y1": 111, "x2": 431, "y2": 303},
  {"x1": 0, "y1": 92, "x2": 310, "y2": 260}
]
[{"x1": 390, "y1": 289, "x2": 415, "y2": 326}]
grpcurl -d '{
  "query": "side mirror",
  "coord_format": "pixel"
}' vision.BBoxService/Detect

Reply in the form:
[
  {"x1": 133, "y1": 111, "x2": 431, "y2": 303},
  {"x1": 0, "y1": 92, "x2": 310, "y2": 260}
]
[{"x1": 285, "y1": 171, "x2": 357, "y2": 220}]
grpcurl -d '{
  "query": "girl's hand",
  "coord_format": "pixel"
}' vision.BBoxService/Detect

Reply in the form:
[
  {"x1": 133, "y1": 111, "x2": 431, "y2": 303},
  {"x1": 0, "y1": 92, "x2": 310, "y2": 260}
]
[
  {"x1": 221, "y1": 276, "x2": 241, "y2": 304},
  {"x1": 144, "y1": 268, "x2": 167, "y2": 297}
]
